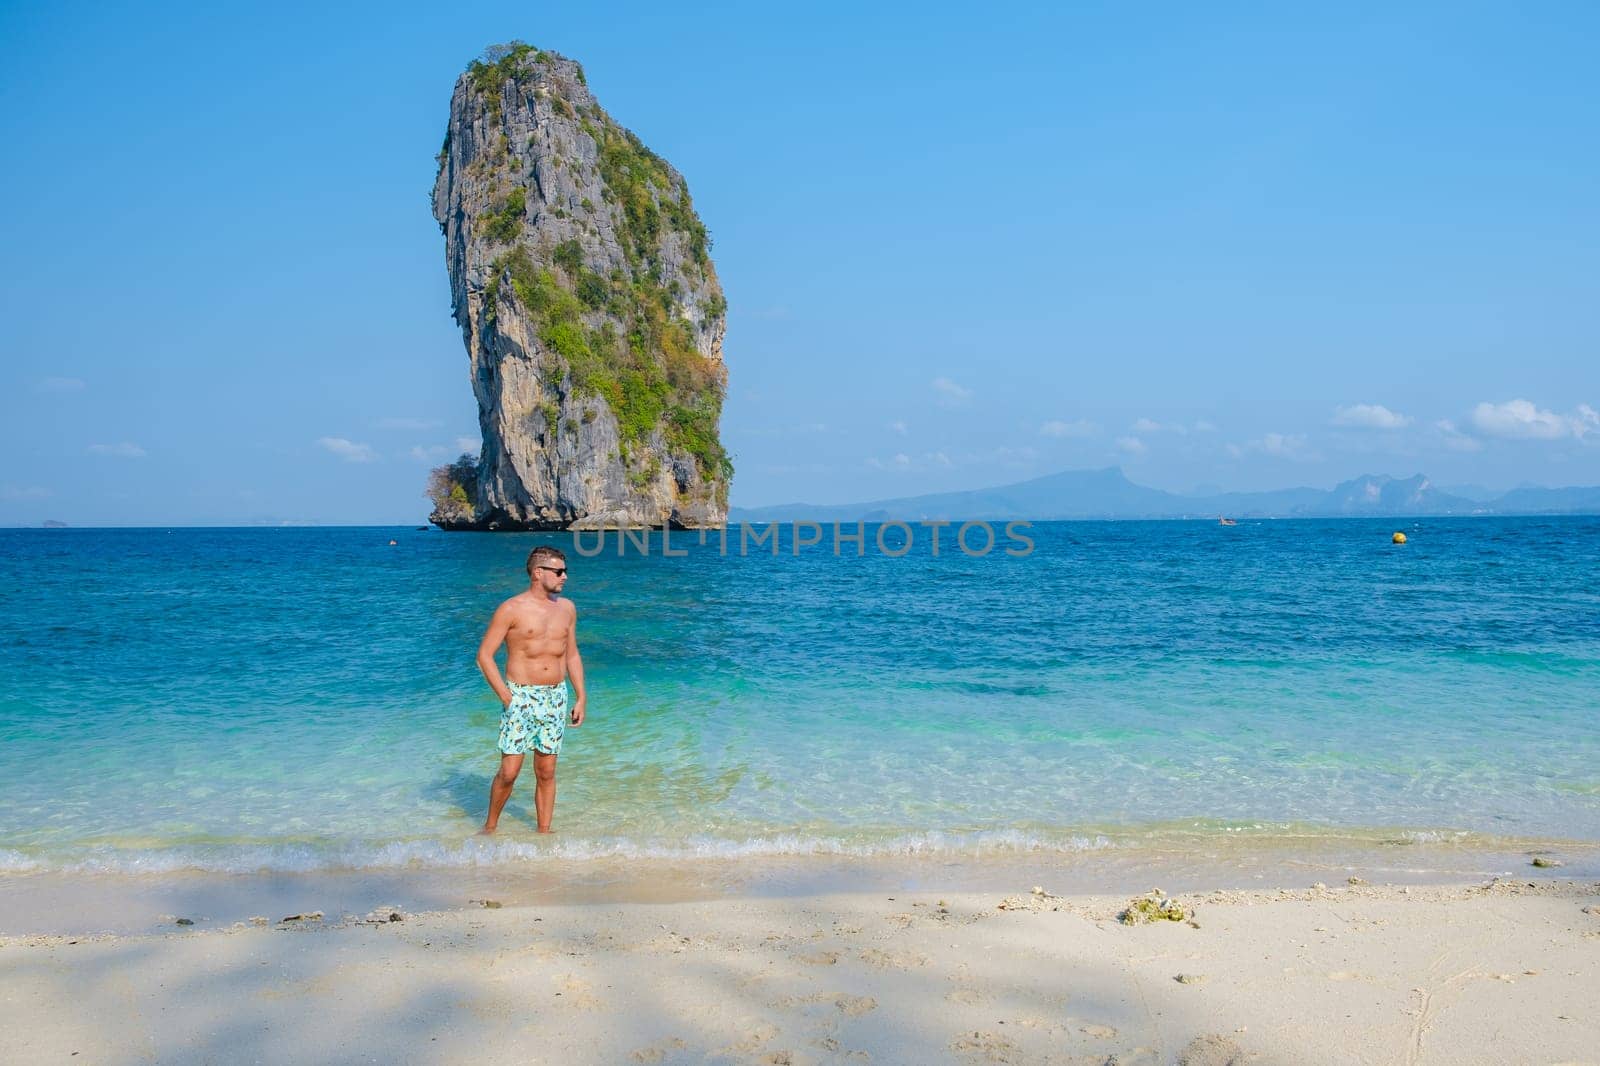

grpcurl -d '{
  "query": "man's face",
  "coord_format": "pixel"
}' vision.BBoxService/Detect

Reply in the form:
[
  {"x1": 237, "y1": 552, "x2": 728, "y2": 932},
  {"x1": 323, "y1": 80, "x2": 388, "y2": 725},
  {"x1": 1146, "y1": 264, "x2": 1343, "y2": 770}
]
[{"x1": 533, "y1": 562, "x2": 568, "y2": 592}]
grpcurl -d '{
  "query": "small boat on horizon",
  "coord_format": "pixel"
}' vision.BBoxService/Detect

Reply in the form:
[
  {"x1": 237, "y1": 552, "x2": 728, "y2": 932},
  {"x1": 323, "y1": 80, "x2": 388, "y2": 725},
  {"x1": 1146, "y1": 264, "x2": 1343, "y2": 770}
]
[{"x1": 1218, "y1": 516, "x2": 1237, "y2": 526}]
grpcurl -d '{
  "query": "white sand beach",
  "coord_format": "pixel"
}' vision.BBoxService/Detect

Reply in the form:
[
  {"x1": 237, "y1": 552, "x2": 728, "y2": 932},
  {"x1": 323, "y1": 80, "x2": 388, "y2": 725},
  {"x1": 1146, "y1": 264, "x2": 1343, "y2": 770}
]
[{"x1": 4, "y1": 872, "x2": 1597, "y2": 1065}]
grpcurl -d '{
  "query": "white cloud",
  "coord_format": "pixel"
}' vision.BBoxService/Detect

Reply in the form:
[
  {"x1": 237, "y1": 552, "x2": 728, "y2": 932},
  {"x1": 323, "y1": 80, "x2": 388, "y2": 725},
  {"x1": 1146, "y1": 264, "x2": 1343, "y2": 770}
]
[
  {"x1": 1260, "y1": 432, "x2": 1309, "y2": 458},
  {"x1": 1227, "y1": 433, "x2": 1316, "y2": 461},
  {"x1": 866, "y1": 452, "x2": 914, "y2": 471},
  {"x1": 454, "y1": 436, "x2": 479, "y2": 454},
  {"x1": 36, "y1": 377, "x2": 85, "y2": 393},
  {"x1": 1116, "y1": 435, "x2": 1147, "y2": 456},
  {"x1": 376, "y1": 417, "x2": 443, "y2": 431},
  {"x1": 1040, "y1": 418, "x2": 1097, "y2": 438},
  {"x1": 888, "y1": 420, "x2": 908, "y2": 435},
  {"x1": 931, "y1": 377, "x2": 972, "y2": 406},
  {"x1": 317, "y1": 437, "x2": 377, "y2": 463},
  {"x1": 1434, "y1": 419, "x2": 1483, "y2": 453},
  {"x1": 1192, "y1": 420, "x2": 1217, "y2": 433},
  {"x1": 1468, "y1": 399, "x2": 1598, "y2": 440},
  {"x1": 1332, "y1": 403, "x2": 1411, "y2": 429},
  {"x1": 1131, "y1": 417, "x2": 1192, "y2": 435},
  {"x1": 87, "y1": 442, "x2": 146, "y2": 458}
]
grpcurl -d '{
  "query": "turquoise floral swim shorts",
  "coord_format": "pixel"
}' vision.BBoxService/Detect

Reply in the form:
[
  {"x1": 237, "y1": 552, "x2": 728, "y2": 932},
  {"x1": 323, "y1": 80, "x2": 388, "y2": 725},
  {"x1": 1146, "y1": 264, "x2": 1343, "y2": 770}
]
[{"x1": 498, "y1": 681, "x2": 569, "y2": 756}]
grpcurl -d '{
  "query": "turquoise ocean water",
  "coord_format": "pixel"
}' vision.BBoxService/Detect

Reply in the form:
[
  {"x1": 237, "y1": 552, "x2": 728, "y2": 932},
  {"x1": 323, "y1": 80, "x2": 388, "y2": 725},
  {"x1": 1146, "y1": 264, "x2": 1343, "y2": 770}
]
[{"x1": 2, "y1": 517, "x2": 1598, "y2": 874}]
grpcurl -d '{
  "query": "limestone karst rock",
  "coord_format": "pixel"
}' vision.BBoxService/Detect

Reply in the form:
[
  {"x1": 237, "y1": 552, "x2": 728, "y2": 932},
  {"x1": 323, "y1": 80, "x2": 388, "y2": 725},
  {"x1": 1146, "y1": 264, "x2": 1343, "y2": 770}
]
[{"x1": 429, "y1": 42, "x2": 730, "y2": 530}]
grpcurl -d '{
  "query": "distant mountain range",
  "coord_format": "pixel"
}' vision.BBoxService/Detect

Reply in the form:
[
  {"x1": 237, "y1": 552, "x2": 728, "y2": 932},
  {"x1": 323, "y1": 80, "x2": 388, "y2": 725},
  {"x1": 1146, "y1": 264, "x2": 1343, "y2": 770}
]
[{"x1": 730, "y1": 468, "x2": 1600, "y2": 523}]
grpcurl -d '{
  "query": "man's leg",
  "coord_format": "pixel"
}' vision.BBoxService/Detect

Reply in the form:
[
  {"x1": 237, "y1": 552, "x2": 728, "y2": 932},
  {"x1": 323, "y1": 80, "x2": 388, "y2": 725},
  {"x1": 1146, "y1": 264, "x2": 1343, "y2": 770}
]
[
  {"x1": 481, "y1": 753, "x2": 524, "y2": 834},
  {"x1": 532, "y1": 752, "x2": 557, "y2": 833}
]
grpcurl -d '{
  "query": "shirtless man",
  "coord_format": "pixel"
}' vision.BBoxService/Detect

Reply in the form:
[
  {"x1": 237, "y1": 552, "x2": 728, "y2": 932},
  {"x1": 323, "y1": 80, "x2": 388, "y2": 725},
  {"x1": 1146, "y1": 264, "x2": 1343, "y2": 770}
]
[{"x1": 476, "y1": 545, "x2": 586, "y2": 834}]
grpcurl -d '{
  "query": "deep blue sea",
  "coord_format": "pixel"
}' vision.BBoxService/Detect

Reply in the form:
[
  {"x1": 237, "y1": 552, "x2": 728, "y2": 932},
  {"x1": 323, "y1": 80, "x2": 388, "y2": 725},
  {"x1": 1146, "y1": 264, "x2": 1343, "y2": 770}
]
[{"x1": 2, "y1": 517, "x2": 1598, "y2": 874}]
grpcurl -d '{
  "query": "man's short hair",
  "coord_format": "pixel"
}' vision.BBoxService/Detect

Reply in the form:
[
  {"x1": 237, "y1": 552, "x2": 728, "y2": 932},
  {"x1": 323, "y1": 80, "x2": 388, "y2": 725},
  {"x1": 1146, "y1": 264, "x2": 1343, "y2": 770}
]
[{"x1": 527, "y1": 545, "x2": 566, "y2": 576}]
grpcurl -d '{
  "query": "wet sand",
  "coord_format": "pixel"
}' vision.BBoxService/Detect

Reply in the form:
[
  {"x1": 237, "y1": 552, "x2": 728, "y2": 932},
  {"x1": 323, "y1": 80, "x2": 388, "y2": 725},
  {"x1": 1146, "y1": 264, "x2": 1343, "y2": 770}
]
[{"x1": 3, "y1": 831, "x2": 1596, "y2": 938}]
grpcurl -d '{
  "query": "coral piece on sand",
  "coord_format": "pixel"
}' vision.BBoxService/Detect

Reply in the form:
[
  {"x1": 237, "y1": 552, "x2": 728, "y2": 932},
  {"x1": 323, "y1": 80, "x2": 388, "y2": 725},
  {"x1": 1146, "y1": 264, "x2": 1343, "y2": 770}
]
[{"x1": 1118, "y1": 890, "x2": 1191, "y2": 925}]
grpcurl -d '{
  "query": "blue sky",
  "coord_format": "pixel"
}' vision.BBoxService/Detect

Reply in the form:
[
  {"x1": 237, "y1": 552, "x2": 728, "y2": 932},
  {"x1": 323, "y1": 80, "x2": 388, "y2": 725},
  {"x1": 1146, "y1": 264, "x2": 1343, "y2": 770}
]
[{"x1": 2, "y1": 1, "x2": 1597, "y2": 524}]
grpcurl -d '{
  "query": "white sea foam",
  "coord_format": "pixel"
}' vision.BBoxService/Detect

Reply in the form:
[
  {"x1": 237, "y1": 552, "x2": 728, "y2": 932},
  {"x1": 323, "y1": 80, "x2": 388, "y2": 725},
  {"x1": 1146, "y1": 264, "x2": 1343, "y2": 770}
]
[
  {"x1": 1386, "y1": 829, "x2": 1473, "y2": 845},
  {"x1": 0, "y1": 830, "x2": 1117, "y2": 875},
  {"x1": 0, "y1": 849, "x2": 43, "y2": 872},
  {"x1": 0, "y1": 823, "x2": 1532, "y2": 876}
]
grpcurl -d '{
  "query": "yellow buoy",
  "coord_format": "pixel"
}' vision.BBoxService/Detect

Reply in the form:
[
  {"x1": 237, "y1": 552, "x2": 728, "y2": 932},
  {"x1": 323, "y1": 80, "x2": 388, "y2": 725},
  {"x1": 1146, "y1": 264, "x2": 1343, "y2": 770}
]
[{"x1": 1392, "y1": 532, "x2": 1407, "y2": 544}]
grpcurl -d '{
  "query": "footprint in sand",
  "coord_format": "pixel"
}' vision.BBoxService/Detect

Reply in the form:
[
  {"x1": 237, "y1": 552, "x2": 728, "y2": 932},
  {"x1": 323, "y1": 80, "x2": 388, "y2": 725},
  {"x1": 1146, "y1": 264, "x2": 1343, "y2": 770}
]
[
  {"x1": 950, "y1": 1030, "x2": 1022, "y2": 1062},
  {"x1": 767, "y1": 990, "x2": 875, "y2": 1020},
  {"x1": 796, "y1": 950, "x2": 840, "y2": 966},
  {"x1": 1176, "y1": 1033, "x2": 1248, "y2": 1066},
  {"x1": 858, "y1": 947, "x2": 928, "y2": 970},
  {"x1": 1010, "y1": 1017, "x2": 1066, "y2": 1036},
  {"x1": 945, "y1": 965, "x2": 993, "y2": 1007},
  {"x1": 834, "y1": 994, "x2": 877, "y2": 1017},
  {"x1": 769, "y1": 990, "x2": 826, "y2": 1010},
  {"x1": 629, "y1": 1037, "x2": 687, "y2": 1063},
  {"x1": 814, "y1": 1037, "x2": 874, "y2": 1062},
  {"x1": 721, "y1": 1021, "x2": 780, "y2": 1055},
  {"x1": 1079, "y1": 1022, "x2": 1119, "y2": 1040}
]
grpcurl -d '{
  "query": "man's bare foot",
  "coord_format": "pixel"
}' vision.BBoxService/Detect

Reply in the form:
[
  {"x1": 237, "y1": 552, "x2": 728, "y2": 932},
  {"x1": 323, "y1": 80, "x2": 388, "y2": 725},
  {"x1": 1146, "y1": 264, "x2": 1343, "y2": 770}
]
[
  {"x1": 536, "y1": 827, "x2": 555, "y2": 834},
  {"x1": 477, "y1": 825, "x2": 498, "y2": 836}
]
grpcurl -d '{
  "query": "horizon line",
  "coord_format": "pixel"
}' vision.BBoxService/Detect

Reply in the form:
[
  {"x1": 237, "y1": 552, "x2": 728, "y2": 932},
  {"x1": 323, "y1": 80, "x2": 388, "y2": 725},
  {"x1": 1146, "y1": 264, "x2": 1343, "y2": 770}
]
[{"x1": 7, "y1": 511, "x2": 1600, "y2": 532}]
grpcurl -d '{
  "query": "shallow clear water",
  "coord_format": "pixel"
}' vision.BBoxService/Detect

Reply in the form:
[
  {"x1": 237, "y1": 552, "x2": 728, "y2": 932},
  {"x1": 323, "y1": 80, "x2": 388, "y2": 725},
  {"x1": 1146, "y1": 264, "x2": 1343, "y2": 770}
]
[{"x1": 2, "y1": 517, "x2": 1597, "y2": 872}]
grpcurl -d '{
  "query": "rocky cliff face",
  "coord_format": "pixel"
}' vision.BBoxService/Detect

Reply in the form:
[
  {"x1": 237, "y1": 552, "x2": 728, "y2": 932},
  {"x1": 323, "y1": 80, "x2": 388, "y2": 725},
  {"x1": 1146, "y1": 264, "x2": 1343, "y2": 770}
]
[{"x1": 429, "y1": 43, "x2": 730, "y2": 530}]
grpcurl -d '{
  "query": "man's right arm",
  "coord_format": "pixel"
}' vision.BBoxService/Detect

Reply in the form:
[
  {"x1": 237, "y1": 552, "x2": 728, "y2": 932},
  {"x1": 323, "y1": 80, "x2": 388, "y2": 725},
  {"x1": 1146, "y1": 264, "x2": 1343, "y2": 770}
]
[{"x1": 476, "y1": 603, "x2": 514, "y2": 706}]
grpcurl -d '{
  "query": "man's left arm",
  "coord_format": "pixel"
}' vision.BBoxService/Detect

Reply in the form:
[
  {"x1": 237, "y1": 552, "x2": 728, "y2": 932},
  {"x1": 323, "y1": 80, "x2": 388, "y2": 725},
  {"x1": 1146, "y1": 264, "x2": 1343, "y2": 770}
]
[{"x1": 565, "y1": 602, "x2": 586, "y2": 726}]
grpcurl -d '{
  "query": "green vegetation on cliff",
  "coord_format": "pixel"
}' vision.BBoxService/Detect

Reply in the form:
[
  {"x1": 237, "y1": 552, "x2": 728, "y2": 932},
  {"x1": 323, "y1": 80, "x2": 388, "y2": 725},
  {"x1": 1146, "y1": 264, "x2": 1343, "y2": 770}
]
[
  {"x1": 467, "y1": 42, "x2": 538, "y2": 95},
  {"x1": 465, "y1": 43, "x2": 732, "y2": 489},
  {"x1": 589, "y1": 119, "x2": 710, "y2": 272},
  {"x1": 425, "y1": 453, "x2": 479, "y2": 523},
  {"x1": 480, "y1": 187, "x2": 525, "y2": 243},
  {"x1": 493, "y1": 246, "x2": 730, "y2": 482}
]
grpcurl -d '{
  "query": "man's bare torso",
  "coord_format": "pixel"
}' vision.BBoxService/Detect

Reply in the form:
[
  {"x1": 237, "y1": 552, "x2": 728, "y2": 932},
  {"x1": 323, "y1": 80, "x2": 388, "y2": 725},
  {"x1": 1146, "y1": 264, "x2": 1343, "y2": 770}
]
[{"x1": 501, "y1": 591, "x2": 574, "y2": 686}]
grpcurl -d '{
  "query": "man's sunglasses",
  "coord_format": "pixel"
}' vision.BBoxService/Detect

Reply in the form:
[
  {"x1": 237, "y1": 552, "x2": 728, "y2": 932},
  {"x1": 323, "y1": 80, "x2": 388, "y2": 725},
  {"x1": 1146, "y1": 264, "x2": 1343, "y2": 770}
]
[{"x1": 536, "y1": 565, "x2": 567, "y2": 576}]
